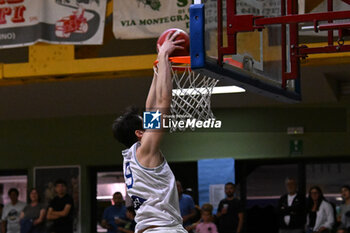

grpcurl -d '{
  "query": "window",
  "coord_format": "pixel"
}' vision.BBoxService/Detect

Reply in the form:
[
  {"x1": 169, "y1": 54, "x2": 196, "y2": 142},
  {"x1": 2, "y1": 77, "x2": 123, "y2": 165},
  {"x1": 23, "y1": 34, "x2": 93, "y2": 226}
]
[
  {"x1": 0, "y1": 175, "x2": 27, "y2": 205},
  {"x1": 96, "y1": 171, "x2": 130, "y2": 233},
  {"x1": 247, "y1": 164, "x2": 298, "y2": 207},
  {"x1": 306, "y1": 163, "x2": 350, "y2": 204}
]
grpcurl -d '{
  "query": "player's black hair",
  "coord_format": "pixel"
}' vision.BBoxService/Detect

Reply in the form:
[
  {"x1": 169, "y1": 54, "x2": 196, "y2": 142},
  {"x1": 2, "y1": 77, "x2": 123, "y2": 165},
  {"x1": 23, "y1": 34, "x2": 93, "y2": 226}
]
[
  {"x1": 112, "y1": 106, "x2": 143, "y2": 148},
  {"x1": 127, "y1": 206, "x2": 136, "y2": 216},
  {"x1": 54, "y1": 179, "x2": 67, "y2": 187},
  {"x1": 8, "y1": 188, "x2": 19, "y2": 196}
]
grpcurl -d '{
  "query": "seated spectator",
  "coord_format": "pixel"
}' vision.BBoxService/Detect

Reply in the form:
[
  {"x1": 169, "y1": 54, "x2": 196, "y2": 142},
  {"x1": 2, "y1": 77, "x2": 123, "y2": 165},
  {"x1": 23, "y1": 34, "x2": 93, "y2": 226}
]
[
  {"x1": 101, "y1": 192, "x2": 126, "y2": 233},
  {"x1": 117, "y1": 206, "x2": 136, "y2": 233},
  {"x1": 46, "y1": 179, "x2": 74, "y2": 233},
  {"x1": 306, "y1": 186, "x2": 334, "y2": 233},
  {"x1": 216, "y1": 182, "x2": 244, "y2": 233},
  {"x1": 19, "y1": 188, "x2": 46, "y2": 233},
  {"x1": 1, "y1": 188, "x2": 26, "y2": 233},
  {"x1": 337, "y1": 185, "x2": 350, "y2": 233},
  {"x1": 195, "y1": 204, "x2": 218, "y2": 233},
  {"x1": 278, "y1": 177, "x2": 306, "y2": 233}
]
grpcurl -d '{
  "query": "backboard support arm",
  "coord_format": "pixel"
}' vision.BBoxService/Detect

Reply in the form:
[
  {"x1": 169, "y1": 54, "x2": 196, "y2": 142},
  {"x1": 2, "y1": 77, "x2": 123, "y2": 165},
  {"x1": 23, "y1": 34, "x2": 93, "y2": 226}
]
[{"x1": 217, "y1": 0, "x2": 350, "y2": 90}]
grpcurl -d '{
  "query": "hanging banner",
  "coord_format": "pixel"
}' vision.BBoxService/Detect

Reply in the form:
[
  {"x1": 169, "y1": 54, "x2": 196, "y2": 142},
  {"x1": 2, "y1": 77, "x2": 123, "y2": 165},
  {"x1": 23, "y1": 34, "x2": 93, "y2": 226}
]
[
  {"x1": 113, "y1": 0, "x2": 191, "y2": 39},
  {"x1": 198, "y1": 158, "x2": 235, "y2": 213},
  {"x1": 0, "y1": 0, "x2": 106, "y2": 48},
  {"x1": 112, "y1": 0, "x2": 283, "y2": 39}
]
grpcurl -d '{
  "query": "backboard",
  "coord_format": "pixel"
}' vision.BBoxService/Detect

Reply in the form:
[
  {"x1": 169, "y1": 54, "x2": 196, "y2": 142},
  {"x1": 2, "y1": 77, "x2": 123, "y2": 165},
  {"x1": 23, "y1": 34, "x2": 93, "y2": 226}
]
[{"x1": 189, "y1": 0, "x2": 350, "y2": 102}]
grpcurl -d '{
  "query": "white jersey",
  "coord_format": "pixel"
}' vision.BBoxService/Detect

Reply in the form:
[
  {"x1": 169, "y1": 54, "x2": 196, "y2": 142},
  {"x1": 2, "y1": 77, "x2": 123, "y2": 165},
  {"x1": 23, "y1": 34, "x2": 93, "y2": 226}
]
[
  {"x1": 1, "y1": 201, "x2": 26, "y2": 233},
  {"x1": 122, "y1": 142, "x2": 183, "y2": 232}
]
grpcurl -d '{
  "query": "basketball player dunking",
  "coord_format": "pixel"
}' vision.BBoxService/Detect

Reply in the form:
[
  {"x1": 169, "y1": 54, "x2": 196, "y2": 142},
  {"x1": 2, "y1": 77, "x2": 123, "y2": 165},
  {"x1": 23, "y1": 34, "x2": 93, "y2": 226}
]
[{"x1": 112, "y1": 31, "x2": 188, "y2": 233}]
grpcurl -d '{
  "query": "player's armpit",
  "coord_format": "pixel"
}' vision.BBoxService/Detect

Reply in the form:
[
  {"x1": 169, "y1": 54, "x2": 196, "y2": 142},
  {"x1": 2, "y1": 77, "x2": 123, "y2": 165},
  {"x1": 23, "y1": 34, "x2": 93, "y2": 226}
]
[{"x1": 137, "y1": 130, "x2": 164, "y2": 168}]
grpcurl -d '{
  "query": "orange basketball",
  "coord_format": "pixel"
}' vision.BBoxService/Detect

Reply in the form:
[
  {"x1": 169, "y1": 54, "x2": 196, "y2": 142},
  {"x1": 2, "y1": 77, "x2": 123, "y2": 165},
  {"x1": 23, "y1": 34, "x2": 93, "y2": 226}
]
[{"x1": 157, "y1": 28, "x2": 190, "y2": 57}]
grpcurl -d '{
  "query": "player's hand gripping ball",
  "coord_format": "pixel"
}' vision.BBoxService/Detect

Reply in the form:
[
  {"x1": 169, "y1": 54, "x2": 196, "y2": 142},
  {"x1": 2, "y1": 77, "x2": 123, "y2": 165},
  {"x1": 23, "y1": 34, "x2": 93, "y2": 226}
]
[{"x1": 157, "y1": 28, "x2": 190, "y2": 57}]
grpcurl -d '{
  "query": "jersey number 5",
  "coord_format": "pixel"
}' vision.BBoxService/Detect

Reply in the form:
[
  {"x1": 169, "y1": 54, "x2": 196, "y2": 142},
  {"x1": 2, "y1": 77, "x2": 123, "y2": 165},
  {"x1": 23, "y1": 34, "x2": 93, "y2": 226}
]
[{"x1": 124, "y1": 162, "x2": 134, "y2": 189}]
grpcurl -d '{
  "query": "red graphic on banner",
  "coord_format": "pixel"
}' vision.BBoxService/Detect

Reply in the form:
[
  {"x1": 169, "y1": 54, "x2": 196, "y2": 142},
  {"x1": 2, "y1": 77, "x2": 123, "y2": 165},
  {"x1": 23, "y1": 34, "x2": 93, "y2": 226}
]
[
  {"x1": 0, "y1": 7, "x2": 11, "y2": 24},
  {"x1": 12, "y1": 5, "x2": 25, "y2": 23},
  {"x1": 0, "y1": 0, "x2": 24, "y2": 4},
  {"x1": 0, "y1": 0, "x2": 25, "y2": 24},
  {"x1": 342, "y1": 0, "x2": 350, "y2": 4},
  {"x1": 55, "y1": 7, "x2": 88, "y2": 38}
]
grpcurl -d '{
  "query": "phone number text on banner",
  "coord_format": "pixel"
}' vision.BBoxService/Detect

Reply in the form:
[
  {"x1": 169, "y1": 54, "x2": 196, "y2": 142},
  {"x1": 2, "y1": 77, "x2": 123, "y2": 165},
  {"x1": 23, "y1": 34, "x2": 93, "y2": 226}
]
[{"x1": 113, "y1": 0, "x2": 191, "y2": 39}]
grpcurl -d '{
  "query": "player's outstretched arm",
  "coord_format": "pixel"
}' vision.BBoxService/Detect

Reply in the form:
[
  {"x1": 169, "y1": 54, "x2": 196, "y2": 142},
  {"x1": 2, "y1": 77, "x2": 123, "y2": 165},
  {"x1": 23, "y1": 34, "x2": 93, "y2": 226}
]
[
  {"x1": 145, "y1": 73, "x2": 157, "y2": 111},
  {"x1": 137, "y1": 31, "x2": 184, "y2": 168}
]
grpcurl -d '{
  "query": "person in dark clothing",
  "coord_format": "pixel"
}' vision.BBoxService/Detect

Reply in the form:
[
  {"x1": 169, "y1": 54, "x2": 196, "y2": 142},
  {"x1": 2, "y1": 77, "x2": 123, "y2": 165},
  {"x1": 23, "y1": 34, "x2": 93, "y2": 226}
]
[
  {"x1": 46, "y1": 180, "x2": 74, "y2": 233},
  {"x1": 216, "y1": 182, "x2": 244, "y2": 233},
  {"x1": 101, "y1": 192, "x2": 127, "y2": 233},
  {"x1": 117, "y1": 206, "x2": 136, "y2": 233},
  {"x1": 278, "y1": 177, "x2": 306, "y2": 233}
]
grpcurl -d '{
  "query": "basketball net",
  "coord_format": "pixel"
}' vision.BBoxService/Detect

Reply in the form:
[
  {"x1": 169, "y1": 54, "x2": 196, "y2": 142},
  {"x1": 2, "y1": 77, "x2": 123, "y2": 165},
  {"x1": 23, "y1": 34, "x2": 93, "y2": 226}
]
[{"x1": 154, "y1": 57, "x2": 219, "y2": 132}]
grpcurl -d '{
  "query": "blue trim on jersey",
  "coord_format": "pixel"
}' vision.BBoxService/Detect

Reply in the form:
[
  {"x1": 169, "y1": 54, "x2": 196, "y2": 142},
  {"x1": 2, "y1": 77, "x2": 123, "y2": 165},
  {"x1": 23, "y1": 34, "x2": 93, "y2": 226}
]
[
  {"x1": 124, "y1": 162, "x2": 134, "y2": 189},
  {"x1": 131, "y1": 195, "x2": 147, "y2": 210},
  {"x1": 133, "y1": 143, "x2": 166, "y2": 171}
]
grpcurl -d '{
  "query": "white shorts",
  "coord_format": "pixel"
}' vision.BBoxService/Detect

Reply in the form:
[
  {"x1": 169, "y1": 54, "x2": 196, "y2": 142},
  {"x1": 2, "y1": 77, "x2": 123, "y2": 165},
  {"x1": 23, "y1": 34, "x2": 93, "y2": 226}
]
[{"x1": 143, "y1": 224, "x2": 188, "y2": 233}]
